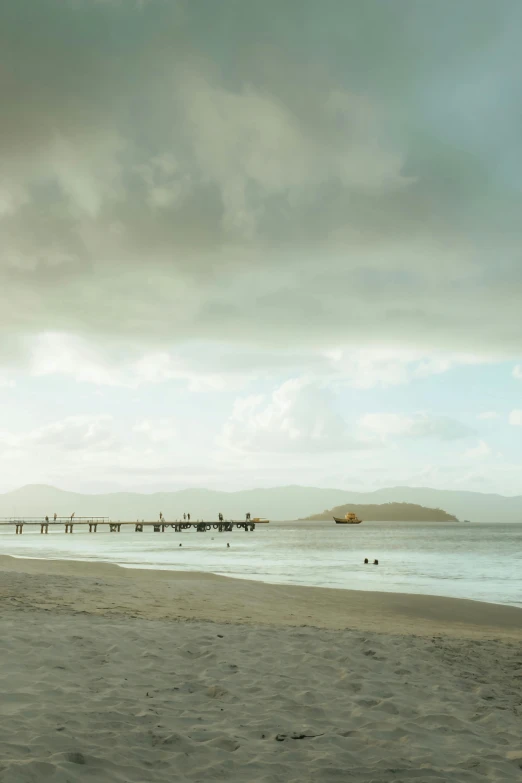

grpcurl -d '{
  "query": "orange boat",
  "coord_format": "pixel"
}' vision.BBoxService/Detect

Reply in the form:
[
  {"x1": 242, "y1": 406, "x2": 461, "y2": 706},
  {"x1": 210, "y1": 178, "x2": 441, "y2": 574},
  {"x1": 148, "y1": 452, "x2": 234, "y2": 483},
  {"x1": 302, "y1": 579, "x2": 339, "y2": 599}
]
[{"x1": 333, "y1": 512, "x2": 362, "y2": 524}]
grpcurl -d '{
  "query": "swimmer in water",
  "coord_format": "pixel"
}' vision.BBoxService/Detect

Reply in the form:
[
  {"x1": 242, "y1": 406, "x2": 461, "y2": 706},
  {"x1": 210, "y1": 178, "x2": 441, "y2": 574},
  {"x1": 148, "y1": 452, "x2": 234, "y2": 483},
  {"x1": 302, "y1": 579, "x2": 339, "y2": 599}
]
[
  {"x1": 227, "y1": 543, "x2": 230, "y2": 548},
  {"x1": 373, "y1": 559, "x2": 379, "y2": 565},
  {"x1": 364, "y1": 558, "x2": 368, "y2": 564}
]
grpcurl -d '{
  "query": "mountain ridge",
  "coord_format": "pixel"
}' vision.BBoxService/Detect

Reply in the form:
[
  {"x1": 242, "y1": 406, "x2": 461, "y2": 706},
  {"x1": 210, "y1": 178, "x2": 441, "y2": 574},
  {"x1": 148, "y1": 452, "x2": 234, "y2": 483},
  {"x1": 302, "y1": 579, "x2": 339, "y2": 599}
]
[{"x1": 0, "y1": 484, "x2": 521, "y2": 523}]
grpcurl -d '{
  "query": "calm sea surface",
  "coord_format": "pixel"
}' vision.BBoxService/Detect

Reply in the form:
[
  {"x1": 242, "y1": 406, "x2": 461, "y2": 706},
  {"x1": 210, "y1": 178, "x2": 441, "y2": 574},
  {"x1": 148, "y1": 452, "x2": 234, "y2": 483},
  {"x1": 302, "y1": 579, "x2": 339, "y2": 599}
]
[{"x1": 1, "y1": 521, "x2": 521, "y2": 607}]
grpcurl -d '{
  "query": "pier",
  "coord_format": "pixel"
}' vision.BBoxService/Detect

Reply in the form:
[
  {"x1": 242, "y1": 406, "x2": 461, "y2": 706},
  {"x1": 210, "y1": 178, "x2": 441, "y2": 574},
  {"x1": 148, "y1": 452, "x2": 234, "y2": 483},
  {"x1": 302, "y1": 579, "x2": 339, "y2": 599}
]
[{"x1": 0, "y1": 517, "x2": 256, "y2": 535}]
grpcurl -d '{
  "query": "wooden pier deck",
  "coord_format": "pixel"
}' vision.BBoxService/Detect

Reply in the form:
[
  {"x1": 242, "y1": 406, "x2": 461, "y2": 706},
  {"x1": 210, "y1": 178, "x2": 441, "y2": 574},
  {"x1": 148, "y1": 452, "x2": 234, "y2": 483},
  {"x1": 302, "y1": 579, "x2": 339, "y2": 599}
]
[{"x1": 0, "y1": 517, "x2": 256, "y2": 534}]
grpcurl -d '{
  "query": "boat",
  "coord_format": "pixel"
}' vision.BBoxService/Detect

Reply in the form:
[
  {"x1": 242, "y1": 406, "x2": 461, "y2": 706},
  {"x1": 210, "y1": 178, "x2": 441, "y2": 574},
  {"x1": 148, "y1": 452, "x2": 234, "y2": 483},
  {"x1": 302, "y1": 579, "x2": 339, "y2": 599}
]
[
  {"x1": 252, "y1": 517, "x2": 269, "y2": 523},
  {"x1": 334, "y1": 512, "x2": 362, "y2": 525}
]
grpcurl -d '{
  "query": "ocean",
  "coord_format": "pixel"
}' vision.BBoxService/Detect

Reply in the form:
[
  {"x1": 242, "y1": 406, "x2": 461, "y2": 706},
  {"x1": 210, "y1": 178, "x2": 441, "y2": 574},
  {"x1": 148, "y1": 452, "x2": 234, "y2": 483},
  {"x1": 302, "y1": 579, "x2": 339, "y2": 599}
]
[{"x1": 1, "y1": 521, "x2": 521, "y2": 607}]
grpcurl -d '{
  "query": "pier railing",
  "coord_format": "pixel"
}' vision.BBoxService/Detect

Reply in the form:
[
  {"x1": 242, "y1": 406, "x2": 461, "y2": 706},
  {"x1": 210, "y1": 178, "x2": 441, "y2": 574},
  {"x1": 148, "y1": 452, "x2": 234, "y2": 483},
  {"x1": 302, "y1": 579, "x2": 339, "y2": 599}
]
[{"x1": 0, "y1": 518, "x2": 256, "y2": 534}]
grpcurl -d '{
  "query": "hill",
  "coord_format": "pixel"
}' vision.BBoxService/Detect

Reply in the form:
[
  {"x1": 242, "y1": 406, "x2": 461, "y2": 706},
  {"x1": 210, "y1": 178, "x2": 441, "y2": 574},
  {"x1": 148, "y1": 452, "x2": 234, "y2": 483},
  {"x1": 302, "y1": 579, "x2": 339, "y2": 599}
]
[
  {"x1": 301, "y1": 502, "x2": 458, "y2": 522},
  {"x1": 0, "y1": 484, "x2": 520, "y2": 523}
]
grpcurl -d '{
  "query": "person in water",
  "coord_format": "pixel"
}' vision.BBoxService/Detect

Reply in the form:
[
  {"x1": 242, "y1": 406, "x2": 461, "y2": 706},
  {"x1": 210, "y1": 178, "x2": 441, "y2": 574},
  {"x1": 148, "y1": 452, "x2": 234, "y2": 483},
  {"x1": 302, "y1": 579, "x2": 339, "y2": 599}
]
[
  {"x1": 227, "y1": 543, "x2": 230, "y2": 548},
  {"x1": 373, "y1": 559, "x2": 379, "y2": 565},
  {"x1": 364, "y1": 558, "x2": 368, "y2": 564}
]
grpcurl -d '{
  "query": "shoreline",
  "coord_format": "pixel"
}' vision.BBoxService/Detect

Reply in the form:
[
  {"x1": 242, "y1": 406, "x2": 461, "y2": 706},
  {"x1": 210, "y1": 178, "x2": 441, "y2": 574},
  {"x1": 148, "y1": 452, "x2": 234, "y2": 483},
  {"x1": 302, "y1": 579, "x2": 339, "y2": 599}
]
[
  {"x1": 1, "y1": 554, "x2": 521, "y2": 640},
  {"x1": 3, "y1": 549, "x2": 522, "y2": 611}
]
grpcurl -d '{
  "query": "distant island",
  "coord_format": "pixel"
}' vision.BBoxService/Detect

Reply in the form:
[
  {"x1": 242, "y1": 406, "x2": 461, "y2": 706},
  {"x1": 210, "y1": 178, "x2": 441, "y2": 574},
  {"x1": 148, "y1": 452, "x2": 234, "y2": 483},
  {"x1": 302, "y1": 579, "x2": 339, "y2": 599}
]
[{"x1": 300, "y1": 502, "x2": 459, "y2": 522}]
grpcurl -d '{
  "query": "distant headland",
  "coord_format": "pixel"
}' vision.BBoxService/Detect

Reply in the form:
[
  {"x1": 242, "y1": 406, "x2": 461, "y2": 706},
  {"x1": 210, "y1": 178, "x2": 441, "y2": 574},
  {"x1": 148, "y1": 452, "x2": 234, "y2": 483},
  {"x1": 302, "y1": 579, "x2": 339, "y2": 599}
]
[{"x1": 300, "y1": 502, "x2": 459, "y2": 523}]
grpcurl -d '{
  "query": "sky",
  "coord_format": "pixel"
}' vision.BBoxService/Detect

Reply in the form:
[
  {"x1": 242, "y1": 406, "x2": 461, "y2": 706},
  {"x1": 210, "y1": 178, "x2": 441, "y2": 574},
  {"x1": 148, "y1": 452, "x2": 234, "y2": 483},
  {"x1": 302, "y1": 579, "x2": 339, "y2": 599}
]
[{"x1": 0, "y1": 0, "x2": 521, "y2": 496}]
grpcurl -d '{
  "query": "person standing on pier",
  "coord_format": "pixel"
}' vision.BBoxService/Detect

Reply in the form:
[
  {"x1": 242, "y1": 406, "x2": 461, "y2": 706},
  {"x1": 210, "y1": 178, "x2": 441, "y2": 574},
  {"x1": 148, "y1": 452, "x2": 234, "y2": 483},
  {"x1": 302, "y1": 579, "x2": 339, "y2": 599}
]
[
  {"x1": 187, "y1": 513, "x2": 190, "y2": 521},
  {"x1": 183, "y1": 513, "x2": 186, "y2": 520},
  {"x1": 54, "y1": 513, "x2": 57, "y2": 521}
]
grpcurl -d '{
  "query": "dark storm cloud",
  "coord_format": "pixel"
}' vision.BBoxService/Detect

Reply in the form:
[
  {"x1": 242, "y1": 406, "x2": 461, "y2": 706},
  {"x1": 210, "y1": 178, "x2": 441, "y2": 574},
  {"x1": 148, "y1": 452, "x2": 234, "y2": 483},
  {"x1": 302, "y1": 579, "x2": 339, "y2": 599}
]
[{"x1": 1, "y1": 0, "x2": 522, "y2": 367}]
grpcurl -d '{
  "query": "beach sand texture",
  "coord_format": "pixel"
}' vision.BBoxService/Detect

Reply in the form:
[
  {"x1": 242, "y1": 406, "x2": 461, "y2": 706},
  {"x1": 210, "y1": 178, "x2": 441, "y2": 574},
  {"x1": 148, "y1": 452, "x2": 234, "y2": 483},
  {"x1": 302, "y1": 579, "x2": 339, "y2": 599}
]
[{"x1": 1, "y1": 556, "x2": 521, "y2": 782}]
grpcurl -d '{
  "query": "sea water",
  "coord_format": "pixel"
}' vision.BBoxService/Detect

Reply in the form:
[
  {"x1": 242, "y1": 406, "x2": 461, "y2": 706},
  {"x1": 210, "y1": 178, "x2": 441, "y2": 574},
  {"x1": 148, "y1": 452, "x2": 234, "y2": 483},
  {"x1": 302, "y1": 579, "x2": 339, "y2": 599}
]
[{"x1": 1, "y1": 521, "x2": 521, "y2": 607}]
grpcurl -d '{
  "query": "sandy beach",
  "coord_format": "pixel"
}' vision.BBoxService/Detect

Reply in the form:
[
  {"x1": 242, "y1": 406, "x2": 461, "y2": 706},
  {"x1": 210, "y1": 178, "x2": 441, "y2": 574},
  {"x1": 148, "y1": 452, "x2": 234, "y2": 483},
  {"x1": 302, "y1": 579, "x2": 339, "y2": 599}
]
[{"x1": 1, "y1": 556, "x2": 521, "y2": 782}]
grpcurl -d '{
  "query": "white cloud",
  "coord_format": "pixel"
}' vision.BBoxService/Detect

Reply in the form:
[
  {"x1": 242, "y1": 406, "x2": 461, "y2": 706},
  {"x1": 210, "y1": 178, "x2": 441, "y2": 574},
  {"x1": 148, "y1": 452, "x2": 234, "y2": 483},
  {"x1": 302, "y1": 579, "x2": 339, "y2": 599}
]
[
  {"x1": 325, "y1": 347, "x2": 488, "y2": 390},
  {"x1": 221, "y1": 378, "x2": 360, "y2": 453},
  {"x1": 0, "y1": 416, "x2": 117, "y2": 453},
  {"x1": 221, "y1": 380, "x2": 474, "y2": 455},
  {"x1": 133, "y1": 418, "x2": 178, "y2": 443},
  {"x1": 357, "y1": 412, "x2": 473, "y2": 443},
  {"x1": 21, "y1": 333, "x2": 493, "y2": 393},
  {"x1": 29, "y1": 333, "x2": 129, "y2": 387},
  {"x1": 463, "y1": 440, "x2": 491, "y2": 460},
  {"x1": 509, "y1": 410, "x2": 522, "y2": 426},
  {"x1": 27, "y1": 333, "x2": 239, "y2": 392},
  {"x1": 27, "y1": 416, "x2": 116, "y2": 451},
  {"x1": 477, "y1": 411, "x2": 500, "y2": 420},
  {"x1": 357, "y1": 413, "x2": 417, "y2": 440},
  {"x1": 131, "y1": 353, "x2": 230, "y2": 392},
  {"x1": 325, "y1": 347, "x2": 421, "y2": 388}
]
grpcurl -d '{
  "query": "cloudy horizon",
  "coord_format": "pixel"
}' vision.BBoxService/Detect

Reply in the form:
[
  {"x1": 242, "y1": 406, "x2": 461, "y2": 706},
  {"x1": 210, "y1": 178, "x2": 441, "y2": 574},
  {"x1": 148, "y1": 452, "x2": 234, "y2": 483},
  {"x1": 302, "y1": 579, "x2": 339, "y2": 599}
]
[{"x1": 1, "y1": 0, "x2": 521, "y2": 496}]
